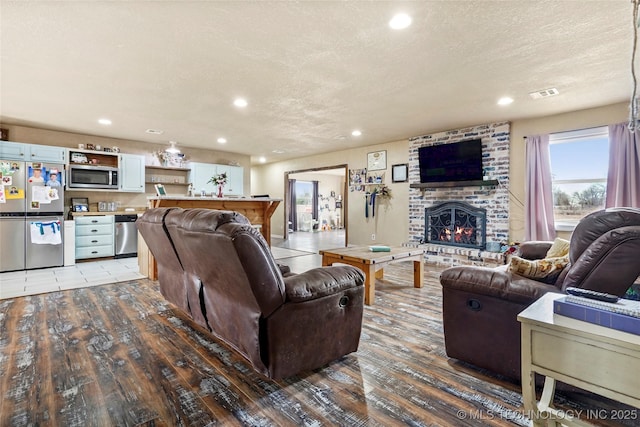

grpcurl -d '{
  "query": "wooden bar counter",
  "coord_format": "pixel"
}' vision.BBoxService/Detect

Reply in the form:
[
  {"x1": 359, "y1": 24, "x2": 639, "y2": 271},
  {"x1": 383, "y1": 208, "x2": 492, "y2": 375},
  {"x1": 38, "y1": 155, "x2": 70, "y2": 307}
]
[{"x1": 140, "y1": 196, "x2": 281, "y2": 279}]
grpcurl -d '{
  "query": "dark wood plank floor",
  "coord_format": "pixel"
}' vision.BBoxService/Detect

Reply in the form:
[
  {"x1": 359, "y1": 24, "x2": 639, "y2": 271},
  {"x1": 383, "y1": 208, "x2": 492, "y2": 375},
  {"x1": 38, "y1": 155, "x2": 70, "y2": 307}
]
[{"x1": 1, "y1": 263, "x2": 637, "y2": 426}]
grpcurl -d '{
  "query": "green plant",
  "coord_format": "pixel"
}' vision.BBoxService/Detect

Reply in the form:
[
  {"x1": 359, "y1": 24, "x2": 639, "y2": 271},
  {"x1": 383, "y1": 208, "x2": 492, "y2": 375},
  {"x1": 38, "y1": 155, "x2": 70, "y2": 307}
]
[{"x1": 208, "y1": 172, "x2": 228, "y2": 186}]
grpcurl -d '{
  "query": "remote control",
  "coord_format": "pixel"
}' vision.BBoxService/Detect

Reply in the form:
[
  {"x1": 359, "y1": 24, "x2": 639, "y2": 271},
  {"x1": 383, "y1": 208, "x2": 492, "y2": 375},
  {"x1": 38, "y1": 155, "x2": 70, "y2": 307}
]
[{"x1": 565, "y1": 287, "x2": 619, "y2": 303}]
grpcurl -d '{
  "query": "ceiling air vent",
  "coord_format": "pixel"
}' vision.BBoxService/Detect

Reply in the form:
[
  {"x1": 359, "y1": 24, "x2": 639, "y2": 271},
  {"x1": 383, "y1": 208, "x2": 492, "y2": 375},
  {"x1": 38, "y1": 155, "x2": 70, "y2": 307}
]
[
  {"x1": 529, "y1": 88, "x2": 559, "y2": 99},
  {"x1": 145, "y1": 129, "x2": 164, "y2": 135}
]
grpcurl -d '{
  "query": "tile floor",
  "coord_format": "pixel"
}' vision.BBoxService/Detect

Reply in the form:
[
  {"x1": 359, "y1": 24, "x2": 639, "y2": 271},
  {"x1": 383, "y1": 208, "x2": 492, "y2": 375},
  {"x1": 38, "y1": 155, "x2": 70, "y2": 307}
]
[
  {"x1": 0, "y1": 230, "x2": 346, "y2": 300},
  {"x1": 0, "y1": 257, "x2": 144, "y2": 300}
]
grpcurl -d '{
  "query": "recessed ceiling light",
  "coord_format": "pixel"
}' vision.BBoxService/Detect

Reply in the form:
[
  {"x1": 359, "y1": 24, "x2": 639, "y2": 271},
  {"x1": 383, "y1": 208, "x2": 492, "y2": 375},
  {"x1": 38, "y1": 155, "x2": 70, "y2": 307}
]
[
  {"x1": 146, "y1": 129, "x2": 164, "y2": 135},
  {"x1": 217, "y1": 137, "x2": 227, "y2": 144},
  {"x1": 497, "y1": 97, "x2": 514, "y2": 106},
  {"x1": 233, "y1": 98, "x2": 248, "y2": 108},
  {"x1": 98, "y1": 118, "x2": 112, "y2": 125},
  {"x1": 352, "y1": 130, "x2": 362, "y2": 137},
  {"x1": 389, "y1": 13, "x2": 412, "y2": 30},
  {"x1": 258, "y1": 156, "x2": 266, "y2": 163}
]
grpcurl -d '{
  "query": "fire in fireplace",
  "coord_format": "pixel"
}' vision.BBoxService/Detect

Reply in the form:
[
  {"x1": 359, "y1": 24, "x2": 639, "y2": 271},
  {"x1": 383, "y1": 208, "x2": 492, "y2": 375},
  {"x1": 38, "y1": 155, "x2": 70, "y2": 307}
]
[{"x1": 424, "y1": 201, "x2": 486, "y2": 249}]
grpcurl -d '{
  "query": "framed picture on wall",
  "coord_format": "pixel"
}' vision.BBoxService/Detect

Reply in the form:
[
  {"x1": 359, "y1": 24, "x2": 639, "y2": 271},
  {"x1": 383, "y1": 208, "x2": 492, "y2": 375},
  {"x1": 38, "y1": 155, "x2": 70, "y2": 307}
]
[
  {"x1": 392, "y1": 163, "x2": 408, "y2": 183},
  {"x1": 367, "y1": 150, "x2": 387, "y2": 171}
]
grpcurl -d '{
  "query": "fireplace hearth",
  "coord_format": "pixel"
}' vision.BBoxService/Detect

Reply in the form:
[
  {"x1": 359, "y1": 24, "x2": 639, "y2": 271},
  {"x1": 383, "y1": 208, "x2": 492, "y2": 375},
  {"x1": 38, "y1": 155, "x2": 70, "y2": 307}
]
[{"x1": 424, "y1": 201, "x2": 486, "y2": 249}]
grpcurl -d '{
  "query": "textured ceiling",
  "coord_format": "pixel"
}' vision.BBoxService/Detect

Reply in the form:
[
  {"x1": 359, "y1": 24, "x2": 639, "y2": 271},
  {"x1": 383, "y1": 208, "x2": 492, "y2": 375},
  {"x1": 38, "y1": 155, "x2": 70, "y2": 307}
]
[{"x1": 0, "y1": 1, "x2": 634, "y2": 164}]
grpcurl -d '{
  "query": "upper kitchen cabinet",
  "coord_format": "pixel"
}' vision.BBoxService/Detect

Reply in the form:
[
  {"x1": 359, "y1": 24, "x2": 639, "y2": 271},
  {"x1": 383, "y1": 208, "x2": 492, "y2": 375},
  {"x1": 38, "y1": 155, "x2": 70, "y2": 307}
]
[
  {"x1": 214, "y1": 164, "x2": 243, "y2": 196},
  {"x1": 30, "y1": 144, "x2": 67, "y2": 162},
  {"x1": 189, "y1": 162, "x2": 244, "y2": 196},
  {"x1": 0, "y1": 141, "x2": 66, "y2": 163},
  {"x1": 189, "y1": 162, "x2": 218, "y2": 195},
  {"x1": 0, "y1": 141, "x2": 25, "y2": 159},
  {"x1": 119, "y1": 153, "x2": 145, "y2": 193}
]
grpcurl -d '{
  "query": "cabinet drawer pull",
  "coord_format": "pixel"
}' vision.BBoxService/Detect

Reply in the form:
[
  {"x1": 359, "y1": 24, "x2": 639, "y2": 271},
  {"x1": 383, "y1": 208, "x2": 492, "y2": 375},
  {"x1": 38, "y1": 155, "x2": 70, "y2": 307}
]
[
  {"x1": 91, "y1": 240, "x2": 98, "y2": 243},
  {"x1": 91, "y1": 220, "x2": 99, "y2": 223},
  {"x1": 91, "y1": 229, "x2": 98, "y2": 233},
  {"x1": 91, "y1": 251, "x2": 98, "y2": 254}
]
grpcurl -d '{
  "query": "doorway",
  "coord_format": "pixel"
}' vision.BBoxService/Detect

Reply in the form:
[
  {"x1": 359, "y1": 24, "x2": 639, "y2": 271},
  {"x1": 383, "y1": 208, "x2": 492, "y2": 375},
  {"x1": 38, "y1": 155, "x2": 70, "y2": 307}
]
[{"x1": 284, "y1": 165, "x2": 348, "y2": 250}]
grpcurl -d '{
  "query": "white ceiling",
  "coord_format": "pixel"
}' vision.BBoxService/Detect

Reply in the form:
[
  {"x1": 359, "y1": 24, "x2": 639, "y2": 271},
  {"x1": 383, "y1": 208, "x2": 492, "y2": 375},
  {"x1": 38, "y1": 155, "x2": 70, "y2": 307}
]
[{"x1": 0, "y1": 1, "x2": 634, "y2": 164}]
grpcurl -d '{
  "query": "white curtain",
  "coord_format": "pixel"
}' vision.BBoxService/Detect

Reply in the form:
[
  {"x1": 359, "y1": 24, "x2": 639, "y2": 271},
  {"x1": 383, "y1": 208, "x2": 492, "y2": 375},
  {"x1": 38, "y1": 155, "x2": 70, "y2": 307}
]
[
  {"x1": 525, "y1": 134, "x2": 556, "y2": 240},
  {"x1": 606, "y1": 123, "x2": 640, "y2": 207}
]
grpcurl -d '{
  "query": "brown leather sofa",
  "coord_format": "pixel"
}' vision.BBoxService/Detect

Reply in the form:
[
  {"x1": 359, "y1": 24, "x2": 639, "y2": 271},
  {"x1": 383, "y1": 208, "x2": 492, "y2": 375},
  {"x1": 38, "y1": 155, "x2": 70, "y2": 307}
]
[
  {"x1": 137, "y1": 207, "x2": 365, "y2": 379},
  {"x1": 440, "y1": 207, "x2": 640, "y2": 380}
]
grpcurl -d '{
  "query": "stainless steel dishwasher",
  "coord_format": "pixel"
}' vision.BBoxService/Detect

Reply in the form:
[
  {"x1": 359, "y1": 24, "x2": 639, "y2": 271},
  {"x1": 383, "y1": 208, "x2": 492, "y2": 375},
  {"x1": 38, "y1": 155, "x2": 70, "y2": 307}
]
[{"x1": 114, "y1": 215, "x2": 138, "y2": 258}]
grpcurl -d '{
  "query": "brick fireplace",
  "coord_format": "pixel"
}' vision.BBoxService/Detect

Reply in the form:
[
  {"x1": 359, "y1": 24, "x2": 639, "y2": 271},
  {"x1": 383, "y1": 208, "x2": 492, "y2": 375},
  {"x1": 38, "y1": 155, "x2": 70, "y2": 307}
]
[{"x1": 408, "y1": 122, "x2": 510, "y2": 266}]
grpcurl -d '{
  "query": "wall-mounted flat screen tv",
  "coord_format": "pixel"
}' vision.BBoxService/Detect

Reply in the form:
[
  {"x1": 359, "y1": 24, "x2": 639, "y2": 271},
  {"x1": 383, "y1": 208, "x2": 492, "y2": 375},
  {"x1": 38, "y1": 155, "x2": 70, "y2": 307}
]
[{"x1": 418, "y1": 139, "x2": 483, "y2": 183}]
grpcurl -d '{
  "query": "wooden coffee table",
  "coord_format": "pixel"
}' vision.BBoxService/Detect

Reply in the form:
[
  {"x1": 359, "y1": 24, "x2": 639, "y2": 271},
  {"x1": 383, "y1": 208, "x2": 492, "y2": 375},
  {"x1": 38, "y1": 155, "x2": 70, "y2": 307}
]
[{"x1": 319, "y1": 246, "x2": 424, "y2": 305}]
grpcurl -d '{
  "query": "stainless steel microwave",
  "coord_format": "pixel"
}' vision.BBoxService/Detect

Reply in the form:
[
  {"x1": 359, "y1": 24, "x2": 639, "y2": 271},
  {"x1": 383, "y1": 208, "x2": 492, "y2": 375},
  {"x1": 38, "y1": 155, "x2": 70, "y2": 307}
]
[{"x1": 68, "y1": 165, "x2": 119, "y2": 189}]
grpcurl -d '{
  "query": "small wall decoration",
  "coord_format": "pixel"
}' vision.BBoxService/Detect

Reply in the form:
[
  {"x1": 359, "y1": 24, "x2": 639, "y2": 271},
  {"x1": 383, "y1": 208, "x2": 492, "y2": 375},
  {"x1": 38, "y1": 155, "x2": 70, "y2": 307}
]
[
  {"x1": 367, "y1": 150, "x2": 387, "y2": 171},
  {"x1": 392, "y1": 163, "x2": 408, "y2": 183},
  {"x1": 0, "y1": 128, "x2": 8, "y2": 141},
  {"x1": 349, "y1": 168, "x2": 367, "y2": 192}
]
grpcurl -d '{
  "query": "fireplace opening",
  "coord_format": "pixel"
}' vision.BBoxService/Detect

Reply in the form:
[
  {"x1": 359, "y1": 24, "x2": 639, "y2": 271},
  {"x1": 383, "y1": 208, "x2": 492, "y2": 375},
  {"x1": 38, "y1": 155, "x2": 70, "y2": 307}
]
[{"x1": 424, "y1": 201, "x2": 486, "y2": 249}]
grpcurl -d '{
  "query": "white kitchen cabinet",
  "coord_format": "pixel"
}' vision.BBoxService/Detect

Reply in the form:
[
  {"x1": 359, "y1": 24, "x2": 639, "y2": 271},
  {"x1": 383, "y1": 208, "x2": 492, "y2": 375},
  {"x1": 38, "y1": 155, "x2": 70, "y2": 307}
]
[
  {"x1": 189, "y1": 162, "x2": 218, "y2": 195},
  {"x1": 0, "y1": 141, "x2": 66, "y2": 163},
  {"x1": 214, "y1": 164, "x2": 244, "y2": 196},
  {"x1": 29, "y1": 144, "x2": 67, "y2": 162},
  {"x1": 119, "y1": 153, "x2": 145, "y2": 192},
  {"x1": 0, "y1": 141, "x2": 27, "y2": 160},
  {"x1": 75, "y1": 215, "x2": 115, "y2": 259},
  {"x1": 189, "y1": 162, "x2": 244, "y2": 196}
]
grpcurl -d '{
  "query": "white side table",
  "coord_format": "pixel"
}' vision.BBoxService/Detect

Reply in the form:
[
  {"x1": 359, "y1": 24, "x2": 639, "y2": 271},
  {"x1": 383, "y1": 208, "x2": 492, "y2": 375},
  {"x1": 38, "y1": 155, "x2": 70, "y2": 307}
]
[{"x1": 518, "y1": 293, "x2": 640, "y2": 426}]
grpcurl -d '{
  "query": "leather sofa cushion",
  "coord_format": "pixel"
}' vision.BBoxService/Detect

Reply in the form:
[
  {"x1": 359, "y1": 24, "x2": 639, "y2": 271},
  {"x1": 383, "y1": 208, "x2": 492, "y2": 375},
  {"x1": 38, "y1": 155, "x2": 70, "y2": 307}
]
[
  {"x1": 284, "y1": 266, "x2": 364, "y2": 302},
  {"x1": 517, "y1": 241, "x2": 553, "y2": 260}
]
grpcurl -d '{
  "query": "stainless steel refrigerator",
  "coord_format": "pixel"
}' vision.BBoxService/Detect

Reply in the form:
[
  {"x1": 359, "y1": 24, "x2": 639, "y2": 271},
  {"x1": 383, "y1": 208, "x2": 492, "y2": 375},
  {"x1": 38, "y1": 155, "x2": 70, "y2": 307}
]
[{"x1": 0, "y1": 160, "x2": 64, "y2": 272}]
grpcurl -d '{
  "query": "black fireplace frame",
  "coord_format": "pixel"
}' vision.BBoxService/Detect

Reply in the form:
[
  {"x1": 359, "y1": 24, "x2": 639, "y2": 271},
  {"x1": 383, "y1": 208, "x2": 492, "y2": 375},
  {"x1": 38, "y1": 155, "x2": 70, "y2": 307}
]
[{"x1": 424, "y1": 201, "x2": 487, "y2": 249}]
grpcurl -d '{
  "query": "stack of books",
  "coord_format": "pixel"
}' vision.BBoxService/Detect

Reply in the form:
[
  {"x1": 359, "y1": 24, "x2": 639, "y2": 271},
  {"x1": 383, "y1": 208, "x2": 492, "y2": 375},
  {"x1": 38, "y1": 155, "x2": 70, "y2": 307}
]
[
  {"x1": 368, "y1": 245, "x2": 391, "y2": 252},
  {"x1": 553, "y1": 295, "x2": 640, "y2": 335}
]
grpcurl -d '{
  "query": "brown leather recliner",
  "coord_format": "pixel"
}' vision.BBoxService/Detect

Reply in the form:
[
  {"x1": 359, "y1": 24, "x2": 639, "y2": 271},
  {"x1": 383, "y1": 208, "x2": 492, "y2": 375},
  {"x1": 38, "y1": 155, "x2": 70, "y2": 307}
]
[
  {"x1": 440, "y1": 207, "x2": 640, "y2": 381},
  {"x1": 137, "y1": 207, "x2": 365, "y2": 379}
]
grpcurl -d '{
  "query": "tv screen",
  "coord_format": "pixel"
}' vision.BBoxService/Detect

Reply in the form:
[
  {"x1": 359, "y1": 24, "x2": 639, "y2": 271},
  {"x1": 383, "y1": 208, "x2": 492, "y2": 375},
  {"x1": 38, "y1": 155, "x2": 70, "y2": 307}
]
[{"x1": 418, "y1": 139, "x2": 483, "y2": 183}]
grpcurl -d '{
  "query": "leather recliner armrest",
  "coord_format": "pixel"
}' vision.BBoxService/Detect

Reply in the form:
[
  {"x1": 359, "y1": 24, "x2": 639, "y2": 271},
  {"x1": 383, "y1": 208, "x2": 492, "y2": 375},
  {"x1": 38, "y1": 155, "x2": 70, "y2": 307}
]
[
  {"x1": 517, "y1": 241, "x2": 553, "y2": 260},
  {"x1": 283, "y1": 266, "x2": 365, "y2": 303},
  {"x1": 440, "y1": 266, "x2": 559, "y2": 304},
  {"x1": 276, "y1": 262, "x2": 292, "y2": 276}
]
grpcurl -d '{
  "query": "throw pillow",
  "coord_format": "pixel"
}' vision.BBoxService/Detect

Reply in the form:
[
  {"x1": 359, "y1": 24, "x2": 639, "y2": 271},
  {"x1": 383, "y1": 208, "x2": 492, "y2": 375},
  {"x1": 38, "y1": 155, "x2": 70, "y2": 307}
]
[
  {"x1": 545, "y1": 237, "x2": 570, "y2": 258},
  {"x1": 509, "y1": 255, "x2": 570, "y2": 280}
]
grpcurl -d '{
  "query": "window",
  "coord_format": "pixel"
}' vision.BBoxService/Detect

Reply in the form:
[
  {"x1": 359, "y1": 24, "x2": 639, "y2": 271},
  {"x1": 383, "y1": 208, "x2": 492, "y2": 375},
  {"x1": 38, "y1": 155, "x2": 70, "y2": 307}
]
[
  {"x1": 549, "y1": 126, "x2": 609, "y2": 230},
  {"x1": 295, "y1": 181, "x2": 314, "y2": 231}
]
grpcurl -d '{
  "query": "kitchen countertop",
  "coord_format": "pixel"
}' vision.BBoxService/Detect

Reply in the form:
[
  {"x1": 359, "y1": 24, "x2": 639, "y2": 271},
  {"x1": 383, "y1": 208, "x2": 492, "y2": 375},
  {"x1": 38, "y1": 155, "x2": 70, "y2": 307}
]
[
  {"x1": 71, "y1": 210, "x2": 145, "y2": 217},
  {"x1": 146, "y1": 196, "x2": 281, "y2": 201}
]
